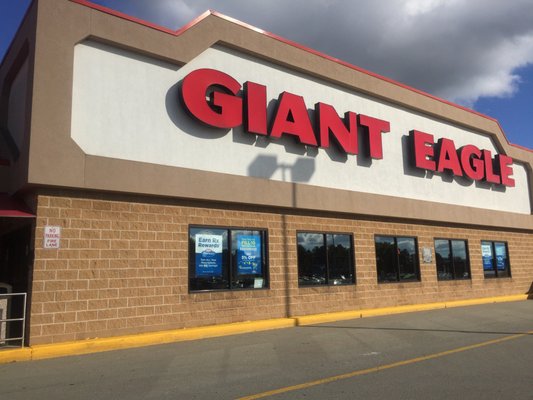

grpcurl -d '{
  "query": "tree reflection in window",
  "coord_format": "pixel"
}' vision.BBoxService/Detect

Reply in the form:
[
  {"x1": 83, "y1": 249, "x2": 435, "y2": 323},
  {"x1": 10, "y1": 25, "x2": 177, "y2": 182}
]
[
  {"x1": 375, "y1": 236, "x2": 420, "y2": 283},
  {"x1": 435, "y1": 239, "x2": 471, "y2": 280},
  {"x1": 297, "y1": 232, "x2": 354, "y2": 286}
]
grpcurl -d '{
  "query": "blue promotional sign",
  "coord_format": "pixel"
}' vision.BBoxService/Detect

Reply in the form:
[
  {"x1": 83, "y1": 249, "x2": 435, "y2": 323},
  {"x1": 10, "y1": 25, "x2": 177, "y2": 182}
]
[
  {"x1": 495, "y1": 244, "x2": 506, "y2": 271},
  {"x1": 195, "y1": 234, "x2": 223, "y2": 277},
  {"x1": 481, "y1": 244, "x2": 493, "y2": 271},
  {"x1": 237, "y1": 235, "x2": 262, "y2": 275}
]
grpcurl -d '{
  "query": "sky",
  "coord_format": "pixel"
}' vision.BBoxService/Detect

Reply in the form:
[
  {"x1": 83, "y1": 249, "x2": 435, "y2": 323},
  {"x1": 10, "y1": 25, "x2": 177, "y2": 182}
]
[{"x1": 1, "y1": 0, "x2": 532, "y2": 150}]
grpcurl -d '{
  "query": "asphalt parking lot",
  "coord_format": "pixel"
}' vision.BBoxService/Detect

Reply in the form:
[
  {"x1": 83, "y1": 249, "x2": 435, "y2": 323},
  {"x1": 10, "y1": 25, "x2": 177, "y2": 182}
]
[{"x1": 1, "y1": 300, "x2": 532, "y2": 399}]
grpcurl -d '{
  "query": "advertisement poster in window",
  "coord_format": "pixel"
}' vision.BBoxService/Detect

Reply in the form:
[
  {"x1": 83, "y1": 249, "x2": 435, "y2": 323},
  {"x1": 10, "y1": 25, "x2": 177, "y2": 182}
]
[
  {"x1": 481, "y1": 243, "x2": 493, "y2": 270},
  {"x1": 195, "y1": 234, "x2": 223, "y2": 277},
  {"x1": 237, "y1": 235, "x2": 262, "y2": 275},
  {"x1": 495, "y1": 244, "x2": 506, "y2": 270}
]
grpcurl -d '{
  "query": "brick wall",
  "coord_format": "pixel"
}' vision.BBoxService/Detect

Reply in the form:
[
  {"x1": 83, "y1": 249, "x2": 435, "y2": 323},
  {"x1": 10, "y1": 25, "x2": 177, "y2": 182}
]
[{"x1": 29, "y1": 191, "x2": 533, "y2": 345}]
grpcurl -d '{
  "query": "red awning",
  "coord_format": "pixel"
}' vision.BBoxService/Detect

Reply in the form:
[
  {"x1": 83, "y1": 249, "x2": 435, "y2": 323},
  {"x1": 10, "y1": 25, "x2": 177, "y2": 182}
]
[{"x1": 0, "y1": 194, "x2": 35, "y2": 218}]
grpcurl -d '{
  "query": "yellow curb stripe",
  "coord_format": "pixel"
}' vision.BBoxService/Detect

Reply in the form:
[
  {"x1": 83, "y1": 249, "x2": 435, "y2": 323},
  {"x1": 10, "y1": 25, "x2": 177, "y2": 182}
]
[
  {"x1": 236, "y1": 329, "x2": 533, "y2": 400},
  {"x1": 0, "y1": 347, "x2": 32, "y2": 364},
  {"x1": 31, "y1": 318, "x2": 296, "y2": 360},
  {"x1": 444, "y1": 294, "x2": 527, "y2": 308},
  {"x1": 0, "y1": 293, "x2": 527, "y2": 364},
  {"x1": 295, "y1": 294, "x2": 528, "y2": 326}
]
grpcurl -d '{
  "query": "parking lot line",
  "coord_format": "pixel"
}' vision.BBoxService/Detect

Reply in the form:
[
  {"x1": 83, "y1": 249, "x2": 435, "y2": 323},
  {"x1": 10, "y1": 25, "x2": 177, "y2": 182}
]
[{"x1": 236, "y1": 329, "x2": 533, "y2": 400}]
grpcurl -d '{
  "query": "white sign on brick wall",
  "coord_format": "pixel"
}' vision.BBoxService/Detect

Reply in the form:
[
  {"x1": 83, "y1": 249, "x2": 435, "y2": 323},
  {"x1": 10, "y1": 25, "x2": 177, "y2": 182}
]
[{"x1": 43, "y1": 226, "x2": 61, "y2": 249}]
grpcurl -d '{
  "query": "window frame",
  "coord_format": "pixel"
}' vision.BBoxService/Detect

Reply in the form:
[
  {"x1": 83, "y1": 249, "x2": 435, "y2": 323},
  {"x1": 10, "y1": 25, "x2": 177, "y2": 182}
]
[
  {"x1": 188, "y1": 225, "x2": 269, "y2": 292},
  {"x1": 481, "y1": 240, "x2": 511, "y2": 279},
  {"x1": 296, "y1": 230, "x2": 356, "y2": 287},
  {"x1": 434, "y1": 238, "x2": 471, "y2": 281},
  {"x1": 374, "y1": 235, "x2": 420, "y2": 283}
]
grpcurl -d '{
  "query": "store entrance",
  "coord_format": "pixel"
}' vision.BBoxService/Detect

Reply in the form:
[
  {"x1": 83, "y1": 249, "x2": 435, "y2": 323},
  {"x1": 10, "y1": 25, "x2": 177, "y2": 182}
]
[{"x1": 0, "y1": 219, "x2": 33, "y2": 347}]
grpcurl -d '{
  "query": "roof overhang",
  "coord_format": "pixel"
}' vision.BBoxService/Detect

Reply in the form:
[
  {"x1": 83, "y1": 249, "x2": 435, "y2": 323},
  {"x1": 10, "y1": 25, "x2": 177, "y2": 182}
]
[{"x1": 0, "y1": 194, "x2": 34, "y2": 218}]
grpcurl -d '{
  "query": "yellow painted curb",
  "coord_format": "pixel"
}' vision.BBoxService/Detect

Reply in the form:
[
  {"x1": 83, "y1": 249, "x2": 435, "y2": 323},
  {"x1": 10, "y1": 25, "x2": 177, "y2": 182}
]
[
  {"x1": 444, "y1": 294, "x2": 527, "y2": 309},
  {"x1": 359, "y1": 302, "x2": 447, "y2": 318},
  {"x1": 0, "y1": 347, "x2": 32, "y2": 364},
  {"x1": 296, "y1": 294, "x2": 528, "y2": 326},
  {"x1": 295, "y1": 310, "x2": 362, "y2": 326},
  {"x1": 31, "y1": 318, "x2": 296, "y2": 361},
  {"x1": 0, "y1": 294, "x2": 527, "y2": 364},
  {"x1": 295, "y1": 303, "x2": 447, "y2": 326}
]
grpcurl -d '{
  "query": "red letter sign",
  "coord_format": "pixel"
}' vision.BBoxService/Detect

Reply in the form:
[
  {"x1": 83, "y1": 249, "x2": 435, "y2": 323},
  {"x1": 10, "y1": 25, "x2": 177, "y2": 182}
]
[
  {"x1": 411, "y1": 130, "x2": 436, "y2": 171},
  {"x1": 181, "y1": 68, "x2": 242, "y2": 128},
  {"x1": 483, "y1": 150, "x2": 501, "y2": 184},
  {"x1": 180, "y1": 69, "x2": 516, "y2": 188},
  {"x1": 459, "y1": 145, "x2": 485, "y2": 180},
  {"x1": 436, "y1": 138, "x2": 463, "y2": 176},
  {"x1": 316, "y1": 103, "x2": 358, "y2": 154},
  {"x1": 497, "y1": 154, "x2": 515, "y2": 187},
  {"x1": 270, "y1": 92, "x2": 317, "y2": 146},
  {"x1": 358, "y1": 115, "x2": 390, "y2": 159},
  {"x1": 244, "y1": 81, "x2": 268, "y2": 135}
]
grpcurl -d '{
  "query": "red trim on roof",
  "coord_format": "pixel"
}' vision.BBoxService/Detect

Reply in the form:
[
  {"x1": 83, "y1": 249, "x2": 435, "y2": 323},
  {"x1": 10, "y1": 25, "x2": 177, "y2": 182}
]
[
  {"x1": 71, "y1": 0, "x2": 212, "y2": 35},
  {"x1": 496, "y1": 120, "x2": 532, "y2": 152},
  {"x1": 67, "y1": 0, "x2": 531, "y2": 153},
  {"x1": 0, "y1": 194, "x2": 34, "y2": 218}
]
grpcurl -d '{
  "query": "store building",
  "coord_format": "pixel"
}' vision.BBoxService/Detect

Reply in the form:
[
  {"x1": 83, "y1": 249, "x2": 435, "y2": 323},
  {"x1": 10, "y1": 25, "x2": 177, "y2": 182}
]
[{"x1": 0, "y1": 0, "x2": 532, "y2": 347}]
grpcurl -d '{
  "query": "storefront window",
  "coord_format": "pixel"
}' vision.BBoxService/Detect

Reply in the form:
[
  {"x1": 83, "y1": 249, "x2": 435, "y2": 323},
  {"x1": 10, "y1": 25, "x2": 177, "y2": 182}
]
[
  {"x1": 481, "y1": 241, "x2": 511, "y2": 278},
  {"x1": 297, "y1": 232, "x2": 354, "y2": 286},
  {"x1": 375, "y1": 236, "x2": 420, "y2": 282},
  {"x1": 434, "y1": 239, "x2": 470, "y2": 280},
  {"x1": 189, "y1": 226, "x2": 268, "y2": 291}
]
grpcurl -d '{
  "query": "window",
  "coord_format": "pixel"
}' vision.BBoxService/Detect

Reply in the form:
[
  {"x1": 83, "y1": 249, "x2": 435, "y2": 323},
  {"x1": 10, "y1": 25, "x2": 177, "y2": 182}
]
[
  {"x1": 375, "y1": 236, "x2": 420, "y2": 282},
  {"x1": 189, "y1": 226, "x2": 268, "y2": 291},
  {"x1": 481, "y1": 241, "x2": 511, "y2": 278},
  {"x1": 434, "y1": 239, "x2": 470, "y2": 280},
  {"x1": 297, "y1": 232, "x2": 355, "y2": 286}
]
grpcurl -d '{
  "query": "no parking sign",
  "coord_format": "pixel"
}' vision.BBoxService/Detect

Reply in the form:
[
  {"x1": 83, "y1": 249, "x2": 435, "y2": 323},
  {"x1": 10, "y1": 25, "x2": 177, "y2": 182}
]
[{"x1": 43, "y1": 226, "x2": 61, "y2": 249}]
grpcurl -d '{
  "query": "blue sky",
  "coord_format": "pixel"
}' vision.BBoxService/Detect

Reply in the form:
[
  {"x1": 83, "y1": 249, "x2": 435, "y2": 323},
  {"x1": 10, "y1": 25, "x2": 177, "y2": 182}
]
[{"x1": 1, "y1": 0, "x2": 532, "y2": 150}]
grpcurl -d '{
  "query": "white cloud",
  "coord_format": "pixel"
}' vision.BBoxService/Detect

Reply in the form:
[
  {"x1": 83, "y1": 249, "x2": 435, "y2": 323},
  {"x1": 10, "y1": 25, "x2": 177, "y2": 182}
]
[
  {"x1": 404, "y1": 0, "x2": 456, "y2": 17},
  {"x1": 94, "y1": 0, "x2": 533, "y2": 107}
]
